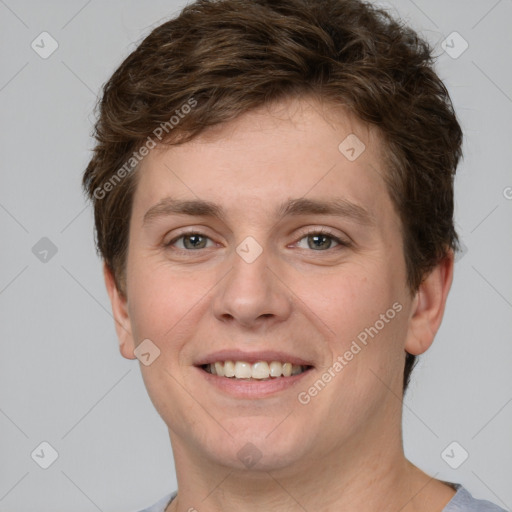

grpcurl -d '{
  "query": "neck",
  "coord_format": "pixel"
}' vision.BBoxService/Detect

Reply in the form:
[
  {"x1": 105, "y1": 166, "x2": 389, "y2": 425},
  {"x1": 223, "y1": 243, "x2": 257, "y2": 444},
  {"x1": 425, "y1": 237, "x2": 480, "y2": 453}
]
[{"x1": 165, "y1": 413, "x2": 452, "y2": 512}]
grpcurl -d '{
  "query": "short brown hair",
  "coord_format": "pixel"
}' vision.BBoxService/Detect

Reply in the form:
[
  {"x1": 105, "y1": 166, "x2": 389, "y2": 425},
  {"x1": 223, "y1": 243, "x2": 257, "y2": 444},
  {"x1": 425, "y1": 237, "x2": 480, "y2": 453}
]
[{"x1": 82, "y1": 0, "x2": 463, "y2": 392}]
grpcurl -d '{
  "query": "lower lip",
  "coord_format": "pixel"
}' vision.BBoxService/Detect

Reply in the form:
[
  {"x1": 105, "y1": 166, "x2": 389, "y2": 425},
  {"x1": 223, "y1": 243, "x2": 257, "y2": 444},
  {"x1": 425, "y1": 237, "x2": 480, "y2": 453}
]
[{"x1": 195, "y1": 366, "x2": 313, "y2": 398}]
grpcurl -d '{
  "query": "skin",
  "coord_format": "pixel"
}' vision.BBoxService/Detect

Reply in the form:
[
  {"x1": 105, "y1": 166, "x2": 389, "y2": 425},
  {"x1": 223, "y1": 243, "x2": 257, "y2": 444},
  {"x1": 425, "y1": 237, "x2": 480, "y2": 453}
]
[{"x1": 104, "y1": 96, "x2": 456, "y2": 512}]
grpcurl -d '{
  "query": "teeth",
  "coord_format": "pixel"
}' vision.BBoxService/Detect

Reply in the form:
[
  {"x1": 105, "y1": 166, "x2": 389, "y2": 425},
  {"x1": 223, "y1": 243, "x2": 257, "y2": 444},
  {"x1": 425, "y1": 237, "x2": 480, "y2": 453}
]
[
  {"x1": 252, "y1": 361, "x2": 270, "y2": 379},
  {"x1": 269, "y1": 361, "x2": 282, "y2": 377},
  {"x1": 234, "y1": 361, "x2": 252, "y2": 379},
  {"x1": 224, "y1": 360, "x2": 235, "y2": 377},
  {"x1": 291, "y1": 364, "x2": 302, "y2": 376},
  {"x1": 204, "y1": 360, "x2": 307, "y2": 379},
  {"x1": 214, "y1": 362, "x2": 224, "y2": 377}
]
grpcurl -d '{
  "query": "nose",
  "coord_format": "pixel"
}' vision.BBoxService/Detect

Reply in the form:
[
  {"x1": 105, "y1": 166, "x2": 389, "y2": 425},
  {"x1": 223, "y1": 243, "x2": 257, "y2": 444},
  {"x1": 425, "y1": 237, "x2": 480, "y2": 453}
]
[{"x1": 212, "y1": 244, "x2": 293, "y2": 329}]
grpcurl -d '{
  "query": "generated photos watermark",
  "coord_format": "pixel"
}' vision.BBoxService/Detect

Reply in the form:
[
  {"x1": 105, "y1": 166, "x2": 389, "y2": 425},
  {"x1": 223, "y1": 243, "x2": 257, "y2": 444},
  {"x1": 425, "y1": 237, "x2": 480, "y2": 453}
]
[
  {"x1": 93, "y1": 97, "x2": 197, "y2": 200},
  {"x1": 297, "y1": 301, "x2": 403, "y2": 405}
]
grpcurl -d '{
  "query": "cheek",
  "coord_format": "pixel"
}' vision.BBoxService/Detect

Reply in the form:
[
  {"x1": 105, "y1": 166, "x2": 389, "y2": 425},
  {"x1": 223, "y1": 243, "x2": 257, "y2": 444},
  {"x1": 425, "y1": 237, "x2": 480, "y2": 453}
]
[
  {"x1": 126, "y1": 253, "x2": 217, "y2": 362},
  {"x1": 294, "y1": 257, "x2": 409, "y2": 392},
  {"x1": 297, "y1": 262, "x2": 401, "y2": 339},
  {"x1": 126, "y1": 256, "x2": 182, "y2": 342}
]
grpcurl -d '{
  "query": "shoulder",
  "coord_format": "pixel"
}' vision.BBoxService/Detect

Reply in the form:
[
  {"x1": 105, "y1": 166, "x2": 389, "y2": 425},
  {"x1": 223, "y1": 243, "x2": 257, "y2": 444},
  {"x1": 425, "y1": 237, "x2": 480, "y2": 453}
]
[
  {"x1": 443, "y1": 484, "x2": 507, "y2": 512},
  {"x1": 133, "y1": 486, "x2": 508, "y2": 512},
  {"x1": 134, "y1": 492, "x2": 176, "y2": 512}
]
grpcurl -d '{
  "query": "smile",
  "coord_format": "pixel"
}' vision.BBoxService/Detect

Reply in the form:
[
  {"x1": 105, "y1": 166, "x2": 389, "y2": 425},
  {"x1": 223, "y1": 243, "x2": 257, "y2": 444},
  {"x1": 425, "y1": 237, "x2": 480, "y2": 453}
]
[{"x1": 202, "y1": 360, "x2": 311, "y2": 380}]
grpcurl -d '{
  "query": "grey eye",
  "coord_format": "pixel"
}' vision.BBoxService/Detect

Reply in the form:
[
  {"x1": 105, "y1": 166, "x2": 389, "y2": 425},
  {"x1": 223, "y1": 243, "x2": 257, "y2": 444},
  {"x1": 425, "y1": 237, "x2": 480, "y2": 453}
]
[
  {"x1": 296, "y1": 233, "x2": 341, "y2": 251},
  {"x1": 171, "y1": 233, "x2": 214, "y2": 250}
]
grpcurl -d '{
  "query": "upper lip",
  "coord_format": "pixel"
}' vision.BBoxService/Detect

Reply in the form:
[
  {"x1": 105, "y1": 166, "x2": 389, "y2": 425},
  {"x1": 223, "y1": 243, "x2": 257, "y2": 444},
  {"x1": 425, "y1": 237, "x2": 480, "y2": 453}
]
[{"x1": 194, "y1": 350, "x2": 315, "y2": 367}]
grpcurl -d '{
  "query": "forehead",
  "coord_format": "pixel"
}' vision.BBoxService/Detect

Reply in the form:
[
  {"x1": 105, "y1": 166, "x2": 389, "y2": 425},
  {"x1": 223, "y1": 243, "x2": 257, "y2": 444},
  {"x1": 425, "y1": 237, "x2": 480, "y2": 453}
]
[{"x1": 131, "y1": 96, "x2": 392, "y2": 224}]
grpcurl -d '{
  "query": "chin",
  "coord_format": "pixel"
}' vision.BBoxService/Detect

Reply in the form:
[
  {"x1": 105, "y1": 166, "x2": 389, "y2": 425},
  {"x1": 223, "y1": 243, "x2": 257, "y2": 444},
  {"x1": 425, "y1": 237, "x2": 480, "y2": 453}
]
[{"x1": 202, "y1": 419, "x2": 313, "y2": 472}]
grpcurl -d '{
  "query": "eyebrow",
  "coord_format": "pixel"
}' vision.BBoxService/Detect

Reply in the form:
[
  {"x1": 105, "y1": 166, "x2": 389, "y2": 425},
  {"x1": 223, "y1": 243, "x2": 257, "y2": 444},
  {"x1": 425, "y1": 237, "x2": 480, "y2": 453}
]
[{"x1": 142, "y1": 197, "x2": 374, "y2": 226}]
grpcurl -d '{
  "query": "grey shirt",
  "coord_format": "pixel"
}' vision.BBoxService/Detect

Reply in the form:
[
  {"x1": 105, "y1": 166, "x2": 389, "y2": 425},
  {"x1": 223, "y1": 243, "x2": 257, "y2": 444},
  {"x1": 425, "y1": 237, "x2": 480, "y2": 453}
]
[{"x1": 136, "y1": 483, "x2": 507, "y2": 512}]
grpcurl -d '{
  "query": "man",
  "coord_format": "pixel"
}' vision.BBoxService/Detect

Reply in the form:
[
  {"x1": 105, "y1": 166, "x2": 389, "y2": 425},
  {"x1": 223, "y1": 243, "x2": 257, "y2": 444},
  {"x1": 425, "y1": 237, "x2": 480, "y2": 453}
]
[{"x1": 83, "y1": 0, "x2": 506, "y2": 510}]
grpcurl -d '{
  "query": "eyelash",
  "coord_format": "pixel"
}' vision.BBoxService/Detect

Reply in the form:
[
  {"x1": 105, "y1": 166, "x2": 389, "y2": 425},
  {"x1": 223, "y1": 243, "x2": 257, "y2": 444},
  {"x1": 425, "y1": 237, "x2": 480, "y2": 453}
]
[{"x1": 165, "y1": 228, "x2": 350, "y2": 252}]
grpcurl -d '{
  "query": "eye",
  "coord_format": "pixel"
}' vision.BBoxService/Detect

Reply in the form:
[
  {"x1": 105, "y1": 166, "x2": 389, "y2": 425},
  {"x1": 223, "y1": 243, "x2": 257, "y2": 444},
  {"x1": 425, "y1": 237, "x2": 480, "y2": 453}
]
[
  {"x1": 166, "y1": 232, "x2": 215, "y2": 250},
  {"x1": 164, "y1": 229, "x2": 349, "y2": 253},
  {"x1": 295, "y1": 229, "x2": 348, "y2": 251}
]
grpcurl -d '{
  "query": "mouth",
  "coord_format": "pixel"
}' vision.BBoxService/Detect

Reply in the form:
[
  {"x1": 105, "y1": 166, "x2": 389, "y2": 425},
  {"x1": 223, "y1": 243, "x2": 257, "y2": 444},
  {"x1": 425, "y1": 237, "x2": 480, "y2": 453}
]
[
  {"x1": 200, "y1": 360, "x2": 313, "y2": 380},
  {"x1": 193, "y1": 351, "x2": 315, "y2": 398}
]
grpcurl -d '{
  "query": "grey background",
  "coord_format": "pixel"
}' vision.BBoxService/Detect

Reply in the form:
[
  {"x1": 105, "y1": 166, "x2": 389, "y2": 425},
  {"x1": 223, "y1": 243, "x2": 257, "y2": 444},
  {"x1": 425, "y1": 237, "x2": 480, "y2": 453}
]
[{"x1": 0, "y1": 0, "x2": 511, "y2": 511}]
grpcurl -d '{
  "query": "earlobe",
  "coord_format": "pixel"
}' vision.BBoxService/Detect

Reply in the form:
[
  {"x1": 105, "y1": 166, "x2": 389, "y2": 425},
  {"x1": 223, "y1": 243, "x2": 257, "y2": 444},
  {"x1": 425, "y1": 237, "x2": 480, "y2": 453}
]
[
  {"x1": 103, "y1": 262, "x2": 137, "y2": 360},
  {"x1": 405, "y1": 252, "x2": 454, "y2": 356}
]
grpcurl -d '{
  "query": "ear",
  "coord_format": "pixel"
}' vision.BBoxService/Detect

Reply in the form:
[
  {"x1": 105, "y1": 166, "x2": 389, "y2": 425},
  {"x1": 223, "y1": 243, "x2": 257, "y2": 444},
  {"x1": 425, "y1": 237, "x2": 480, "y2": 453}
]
[
  {"x1": 103, "y1": 262, "x2": 136, "y2": 360},
  {"x1": 405, "y1": 252, "x2": 454, "y2": 356}
]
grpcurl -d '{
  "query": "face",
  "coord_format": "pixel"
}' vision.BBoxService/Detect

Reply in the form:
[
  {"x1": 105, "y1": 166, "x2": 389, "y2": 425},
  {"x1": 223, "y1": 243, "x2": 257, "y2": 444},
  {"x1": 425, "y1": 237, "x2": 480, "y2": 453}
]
[{"x1": 111, "y1": 96, "x2": 435, "y2": 473}]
